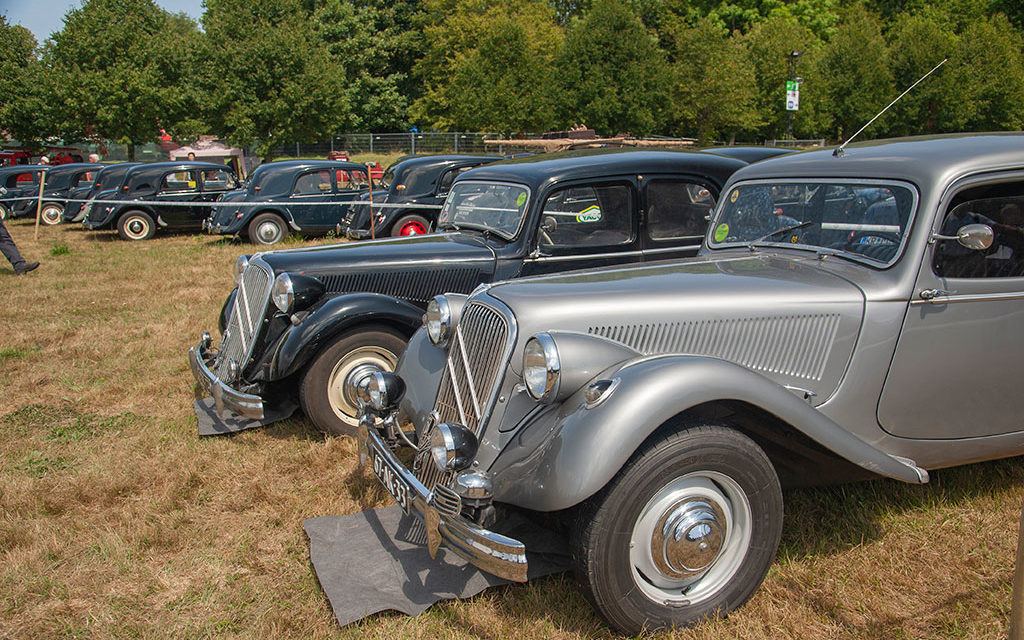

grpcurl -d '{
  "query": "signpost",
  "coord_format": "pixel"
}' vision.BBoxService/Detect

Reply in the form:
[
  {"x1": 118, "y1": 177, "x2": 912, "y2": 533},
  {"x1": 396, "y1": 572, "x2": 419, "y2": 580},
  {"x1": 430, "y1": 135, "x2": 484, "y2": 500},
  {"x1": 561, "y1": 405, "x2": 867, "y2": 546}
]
[{"x1": 786, "y1": 80, "x2": 800, "y2": 112}]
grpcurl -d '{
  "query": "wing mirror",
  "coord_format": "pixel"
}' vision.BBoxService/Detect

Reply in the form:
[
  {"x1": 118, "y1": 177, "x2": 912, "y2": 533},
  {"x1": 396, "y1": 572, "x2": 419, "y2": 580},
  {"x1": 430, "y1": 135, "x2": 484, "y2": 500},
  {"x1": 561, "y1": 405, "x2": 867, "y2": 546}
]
[
  {"x1": 931, "y1": 223, "x2": 994, "y2": 250},
  {"x1": 540, "y1": 215, "x2": 557, "y2": 234}
]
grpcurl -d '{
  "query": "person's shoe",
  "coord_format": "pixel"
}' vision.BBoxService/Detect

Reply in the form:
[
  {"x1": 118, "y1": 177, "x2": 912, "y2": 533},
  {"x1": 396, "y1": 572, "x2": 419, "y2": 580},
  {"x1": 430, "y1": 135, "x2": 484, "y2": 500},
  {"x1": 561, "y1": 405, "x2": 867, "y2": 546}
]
[{"x1": 14, "y1": 261, "x2": 39, "y2": 275}]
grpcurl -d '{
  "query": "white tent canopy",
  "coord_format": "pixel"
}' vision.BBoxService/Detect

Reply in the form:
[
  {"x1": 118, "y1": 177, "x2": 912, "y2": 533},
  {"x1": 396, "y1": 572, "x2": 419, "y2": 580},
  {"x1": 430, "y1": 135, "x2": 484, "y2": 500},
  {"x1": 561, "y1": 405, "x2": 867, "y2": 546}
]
[{"x1": 169, "y1": 139, "x2": 249, "y2": 178}]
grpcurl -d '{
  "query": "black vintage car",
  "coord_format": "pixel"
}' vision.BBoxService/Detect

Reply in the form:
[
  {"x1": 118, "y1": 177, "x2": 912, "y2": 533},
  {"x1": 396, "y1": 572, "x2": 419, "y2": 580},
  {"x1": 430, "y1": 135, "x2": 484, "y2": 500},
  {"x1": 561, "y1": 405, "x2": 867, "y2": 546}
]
[
  {"x1": 191, "y1": 149, "x2": 751, "y2": 435},
  {"x1": 63, "y1": 162, "x2": 141, "y2": 223},
  {"x1": 84, "y1": 161, "x2": 238, "y2": 240},
  {"x1": 205, "y1": 160, "x2": 374, "y2": 245},
  {"x1": 344, "y1": 154, "x2": 499, "y2": 238},
  {"x1": 33, "y1": 163, "x2": 104, "y2": 225},
  {"x1": 0, "y1": 165, "x2": 50, "y2": 220}
]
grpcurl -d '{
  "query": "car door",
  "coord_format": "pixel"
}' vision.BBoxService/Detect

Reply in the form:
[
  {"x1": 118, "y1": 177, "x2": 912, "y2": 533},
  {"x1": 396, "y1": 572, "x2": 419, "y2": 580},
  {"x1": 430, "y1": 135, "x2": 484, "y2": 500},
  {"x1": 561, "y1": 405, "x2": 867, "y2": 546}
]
[
  {"x1": 878, "y1": 175, "x2": 1024, "y2": 439},
  {"x1": 334, "y1": 166, "x2": 370, "y2": 231},
  {"x1": 199, "y1": 168, "x2": 236, "y2": 222},
  {"x1": 641, "y1": 178, "x2": 717, "y2": 262},
  {"x1": 154, "y1": 170, "x2": 202, "y2": 228},
  {"x1": 519, "y1": 180, "x2": 642, "y2": 277},
  {"x1": 288, "y1": 169, "x2": 335, "y2": 231}
]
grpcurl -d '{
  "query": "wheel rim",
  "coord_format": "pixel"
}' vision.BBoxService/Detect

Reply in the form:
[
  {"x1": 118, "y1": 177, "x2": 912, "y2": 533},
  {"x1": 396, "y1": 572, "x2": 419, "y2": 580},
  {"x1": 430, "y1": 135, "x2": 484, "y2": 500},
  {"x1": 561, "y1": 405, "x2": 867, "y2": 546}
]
[
  {"x1": 325, "y1": 345, "x2": 399, "y2": 426},
  {"x1": 41, "y1": 205, "x2": 62, "y2": 225},
  {"x1": 255, "y1": 220, "x2": 283, "y2": 244},
  {"x1": 123, "y1": 216, "x2": 150, "y2": 240},
  {"x1": 0, "y1": 205, "x2": 7, "y2": 220},
  {"x1": 629, "y1": 472, "x2": 752, "y2": 606},
  {"x1": 399, "y1": 220, "x2": 427, "y2": 235}
]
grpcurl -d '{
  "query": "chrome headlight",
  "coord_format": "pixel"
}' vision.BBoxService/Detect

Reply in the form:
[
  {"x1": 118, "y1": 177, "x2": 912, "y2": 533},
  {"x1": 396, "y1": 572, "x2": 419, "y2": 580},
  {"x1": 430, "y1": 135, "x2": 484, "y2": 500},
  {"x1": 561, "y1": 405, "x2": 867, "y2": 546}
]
[
  {"x1": 523, "y1": 333, "x2": 560, "y2": 403},
  {"x1": 366, "y1": 371, "x2": 405, "y2": 413},
  {"x1": 271, "y1": 272, "x2": 325, "y2": 314},
  {"x1": 233, "y1": 255, "x2": 249, "y2": 286},
  {"x1": 430, "y1": 423, "x2": 478, "y2": 472},
  {"x1": 425, "y1": 296, "x2": 452, "y2": 347}
]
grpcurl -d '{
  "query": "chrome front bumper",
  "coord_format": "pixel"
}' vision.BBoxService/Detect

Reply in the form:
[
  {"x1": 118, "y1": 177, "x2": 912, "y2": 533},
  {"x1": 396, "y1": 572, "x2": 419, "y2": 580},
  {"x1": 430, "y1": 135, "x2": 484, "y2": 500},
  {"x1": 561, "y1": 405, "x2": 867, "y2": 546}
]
[
  {"x1": 189, "y1": 336, "x2": 265, "y2": 420},
  {"x1": 358, "y1": 411, "x2": 528, "y2": 582}
]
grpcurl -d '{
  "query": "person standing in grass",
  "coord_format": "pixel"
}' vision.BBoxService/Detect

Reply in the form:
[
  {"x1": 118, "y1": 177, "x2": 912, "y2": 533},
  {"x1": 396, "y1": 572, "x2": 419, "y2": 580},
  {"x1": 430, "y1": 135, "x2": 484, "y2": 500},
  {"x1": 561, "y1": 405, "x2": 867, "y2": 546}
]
[{"x1": 0, "y1": 215, "x2": 39, "y2": 275}]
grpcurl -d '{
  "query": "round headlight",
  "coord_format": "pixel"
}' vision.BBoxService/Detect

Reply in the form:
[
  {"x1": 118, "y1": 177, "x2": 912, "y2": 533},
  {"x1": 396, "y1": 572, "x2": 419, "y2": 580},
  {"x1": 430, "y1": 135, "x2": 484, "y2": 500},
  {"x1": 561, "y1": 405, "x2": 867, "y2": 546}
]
[
  {"x1": 425, "y1": 296, "x2": 452, "y2": 347},
  {"x1": 523, "y1": 333, "x2": 560, "y2": 402},
  {"x1": 366, "y1": 371, "x2": 405, "y2": 413},
  {"x1": 233, "y1": 255, "x2": 249, "y2": 286},
  {"x1": 429, "y1": 423, "x2": 479, "y2": 472},
  {"x1": 271, "y1": 273, "x2": 295, "y2": 313}
]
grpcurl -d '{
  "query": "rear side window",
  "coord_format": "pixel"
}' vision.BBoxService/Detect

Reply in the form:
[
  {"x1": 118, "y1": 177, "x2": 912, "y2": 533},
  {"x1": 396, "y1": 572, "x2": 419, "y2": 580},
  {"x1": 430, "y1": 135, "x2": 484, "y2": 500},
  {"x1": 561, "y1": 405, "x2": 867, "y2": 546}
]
[
  {"x1": 646, "y1": 180, "x2": 715, "y2": 240},
  {"x1": 294, "y1": 170, "x2": 332, "y2": 195},
  {"x1": 161, "y1": 171, "x2": 198, "y2": 192}
]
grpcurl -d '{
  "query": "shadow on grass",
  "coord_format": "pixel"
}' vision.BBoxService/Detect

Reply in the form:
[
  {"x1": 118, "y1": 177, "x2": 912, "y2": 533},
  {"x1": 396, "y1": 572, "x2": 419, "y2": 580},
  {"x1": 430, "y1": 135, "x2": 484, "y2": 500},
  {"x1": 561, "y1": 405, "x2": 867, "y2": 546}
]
[{"x1": 779, "y1": 456, "x2": 1024, "y2": 559}]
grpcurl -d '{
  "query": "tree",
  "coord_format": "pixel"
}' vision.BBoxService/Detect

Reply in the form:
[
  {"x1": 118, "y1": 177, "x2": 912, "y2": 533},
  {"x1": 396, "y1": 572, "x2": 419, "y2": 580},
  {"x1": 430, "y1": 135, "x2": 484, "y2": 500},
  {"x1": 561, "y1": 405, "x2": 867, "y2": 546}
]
[
  {"x1": 0, "y1": 17, "x2": 45, "y2": 145},
  {"x1": 553, "y1": 0, "x2": 671, "y2": 136},
  {"x1": 411, "y1": 0, "x2": 562, "y2": 134},
  {"x1": 43, "y1": 0, "x2": 203, "y2": 159},
  {"x1": 665, "y1": 16, "x2": 761, "y2": 143},
  {"x1": 815, "y1": 4, "x2": 893, "y2": 141},
  {"x1": 954, "y1": 14, "x2": 1024, "y2": 132},
  {"x1": 201, "y1": 0, "x2": 350, "y2": 161}
]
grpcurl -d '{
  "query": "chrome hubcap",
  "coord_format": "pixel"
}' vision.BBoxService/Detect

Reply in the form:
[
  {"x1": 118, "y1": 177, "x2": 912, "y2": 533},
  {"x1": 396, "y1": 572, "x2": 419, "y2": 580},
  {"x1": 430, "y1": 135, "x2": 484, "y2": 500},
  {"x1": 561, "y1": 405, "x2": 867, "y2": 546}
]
[
  {"x1": 326, "y1": 346, "x2": 398, "y2": 426},
  {"x1": 257, "y1": 221, "x2": 281, "y2": 243},
  {"x1": 630, "y1": 472, "x2": 751, "y2": 606},
  {"x1": 42, "y1": 206, "x2": 61, "y2": 223}
]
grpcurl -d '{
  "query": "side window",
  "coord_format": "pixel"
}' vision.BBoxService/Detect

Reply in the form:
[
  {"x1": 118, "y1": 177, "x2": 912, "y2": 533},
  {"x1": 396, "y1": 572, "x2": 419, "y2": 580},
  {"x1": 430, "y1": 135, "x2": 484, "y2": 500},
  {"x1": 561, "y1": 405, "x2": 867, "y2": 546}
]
[
  {"x1": 294, "y1": 170, "x2": 332, "y2": 195},
  {"x1": 438, "y1": 167, "x2": 473, "y2": 195},
  {"x1": 539, "y1": 183, "x2": 633, "y2": 249},
  {"x1": 73, "y1": 171, "x2": 95, "y2": 188},
  {"x1": 646, "y1": 181, "x2": 715, "y2": 240},
  {"x1": 337, "y1": 168, "x2": 369, "y2": 190},
  {"x1": 202, "y1": 169, "x2": 233, "y2": 191},
  {"x1": 934, "y1": 190, "x2": 1024, "y2": 279},
  {"x1": 161, "y1": 171, "x2": 198, "y2": 193}
]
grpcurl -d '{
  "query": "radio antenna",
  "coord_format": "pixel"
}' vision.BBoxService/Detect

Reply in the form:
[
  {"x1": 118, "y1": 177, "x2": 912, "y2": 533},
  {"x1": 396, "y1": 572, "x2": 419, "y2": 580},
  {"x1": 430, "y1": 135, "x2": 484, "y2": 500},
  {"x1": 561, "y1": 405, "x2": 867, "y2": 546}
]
[{"x1": 833, "y1": 58, "x2": 948, "y2": 157}]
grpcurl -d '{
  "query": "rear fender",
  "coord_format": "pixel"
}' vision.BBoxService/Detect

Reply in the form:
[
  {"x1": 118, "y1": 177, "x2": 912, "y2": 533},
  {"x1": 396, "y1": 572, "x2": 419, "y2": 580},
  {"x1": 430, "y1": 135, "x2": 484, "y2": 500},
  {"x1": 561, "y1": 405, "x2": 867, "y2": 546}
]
[
  {"x1": 271, "y1": 292, "x2": 423, "y2": 380},
  {"x1": 489, "y1": 354, "x2": 929, "y2": 512}
]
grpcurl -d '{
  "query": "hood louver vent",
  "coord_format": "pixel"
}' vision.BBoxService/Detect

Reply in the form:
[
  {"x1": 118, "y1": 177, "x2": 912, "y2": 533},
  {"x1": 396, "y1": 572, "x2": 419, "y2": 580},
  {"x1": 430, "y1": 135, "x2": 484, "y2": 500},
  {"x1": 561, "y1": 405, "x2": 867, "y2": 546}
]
[
  {"x1": 319, "y1": 269, "x2": 484, "y2": 304},
  {"x1": 589, "y1": 314, "x2": 841, "y2": 382}
]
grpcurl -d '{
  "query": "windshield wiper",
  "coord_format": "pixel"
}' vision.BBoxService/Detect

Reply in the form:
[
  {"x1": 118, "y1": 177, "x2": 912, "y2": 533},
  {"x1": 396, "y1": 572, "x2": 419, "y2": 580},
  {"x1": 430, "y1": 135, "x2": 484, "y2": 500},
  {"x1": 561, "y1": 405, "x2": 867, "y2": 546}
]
[{"x1": 748, "y1": 221, "x2": 815, "y2": 251}]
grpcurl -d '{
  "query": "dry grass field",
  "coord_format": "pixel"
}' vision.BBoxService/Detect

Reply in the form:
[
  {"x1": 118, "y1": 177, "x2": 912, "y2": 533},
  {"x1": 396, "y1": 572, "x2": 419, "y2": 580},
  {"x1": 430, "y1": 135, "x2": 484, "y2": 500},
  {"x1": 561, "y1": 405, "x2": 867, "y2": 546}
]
[{"x1": 0, "y1": 216, "x2": 1021, "y2": 639}]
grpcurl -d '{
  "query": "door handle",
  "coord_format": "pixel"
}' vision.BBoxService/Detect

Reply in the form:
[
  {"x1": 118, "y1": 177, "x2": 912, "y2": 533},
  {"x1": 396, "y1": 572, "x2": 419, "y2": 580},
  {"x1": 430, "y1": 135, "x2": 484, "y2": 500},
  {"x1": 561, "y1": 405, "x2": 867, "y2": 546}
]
[{"x1": 920, "y1": 288, "x2": 955, "y2": 300}]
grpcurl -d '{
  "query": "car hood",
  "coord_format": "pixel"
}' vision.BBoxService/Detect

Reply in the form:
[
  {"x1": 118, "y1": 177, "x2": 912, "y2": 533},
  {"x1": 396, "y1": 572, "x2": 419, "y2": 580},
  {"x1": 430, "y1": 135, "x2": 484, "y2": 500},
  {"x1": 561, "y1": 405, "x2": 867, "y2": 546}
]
[
  {"x1": 257, "y1": 232, "x2": 498, "y2": 304},
  {"x1": 485, "y1": 253, "x2": 866, "y2": 403}
]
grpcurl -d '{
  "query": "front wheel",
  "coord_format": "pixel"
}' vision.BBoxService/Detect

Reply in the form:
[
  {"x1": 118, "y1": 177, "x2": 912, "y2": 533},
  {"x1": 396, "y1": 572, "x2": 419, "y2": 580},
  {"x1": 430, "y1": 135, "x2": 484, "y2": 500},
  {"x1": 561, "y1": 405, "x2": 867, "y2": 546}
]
[
  {"x1": 117, "y1": 210, "x2": 155, "y2": 241},
  {"x1": 299, "y1": 327, "x2": 406, "y2": 436},
  {"x1": 0, "y1": 203, "x2": 8, "y2": 220},
  {"x1": 572, "y1": 423, "x2": 783, "y2": 635},
  {"x1": 390, "y1": 214, "x2": 430, "y2": 237},
  {"x1": 248, "y1": 212, "x2": 286, "y2": 245},
  {"x1": 40, "y1": 202, "x2": 64, "y2": 225}
]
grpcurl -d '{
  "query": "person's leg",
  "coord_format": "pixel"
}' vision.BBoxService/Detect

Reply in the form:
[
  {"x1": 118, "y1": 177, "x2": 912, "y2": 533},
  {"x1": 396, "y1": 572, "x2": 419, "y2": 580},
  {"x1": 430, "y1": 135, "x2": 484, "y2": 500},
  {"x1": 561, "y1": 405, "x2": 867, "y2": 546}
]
[{"x1": 0, "y1": 217, "x2": 35, "y2": 273}]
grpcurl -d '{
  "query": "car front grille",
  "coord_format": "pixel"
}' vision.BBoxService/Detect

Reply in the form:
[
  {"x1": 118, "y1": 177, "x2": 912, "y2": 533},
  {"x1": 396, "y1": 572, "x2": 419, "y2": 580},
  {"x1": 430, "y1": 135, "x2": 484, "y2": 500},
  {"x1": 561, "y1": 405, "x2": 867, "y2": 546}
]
[
  {"x1": 214, "y1": 260, "x2": 273, "y2": 381},
  {"x1": 415, "y1": 301, "x2": 512, "y2": 493}
]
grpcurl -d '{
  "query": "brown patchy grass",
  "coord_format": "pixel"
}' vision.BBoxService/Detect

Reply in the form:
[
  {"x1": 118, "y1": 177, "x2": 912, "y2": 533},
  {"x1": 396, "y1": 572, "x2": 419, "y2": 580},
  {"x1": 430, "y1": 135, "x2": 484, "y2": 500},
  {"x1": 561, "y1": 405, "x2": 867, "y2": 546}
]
[{"x1": 0, "y1": 217, "x2": 1021, "y2": 639}]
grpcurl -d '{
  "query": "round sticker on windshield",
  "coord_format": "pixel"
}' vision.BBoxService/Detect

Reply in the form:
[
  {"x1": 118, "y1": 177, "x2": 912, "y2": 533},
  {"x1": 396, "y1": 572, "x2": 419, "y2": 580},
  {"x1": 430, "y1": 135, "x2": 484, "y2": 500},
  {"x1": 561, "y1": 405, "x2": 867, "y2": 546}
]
[
  {"x1": 730, "y1": 189, "x2": 739, "y2": 203},
  {"x1": 516, "y1": 192, "x2": 527, "y2": 207},
  {"x1": 714, "y1": 223, "x2": 729, "y2": 242}
]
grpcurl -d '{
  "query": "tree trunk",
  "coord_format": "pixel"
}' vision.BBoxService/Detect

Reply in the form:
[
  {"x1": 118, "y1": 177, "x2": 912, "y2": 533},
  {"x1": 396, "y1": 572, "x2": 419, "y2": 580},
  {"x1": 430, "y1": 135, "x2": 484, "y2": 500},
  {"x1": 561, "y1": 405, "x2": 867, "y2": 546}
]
[{"x1": 127, "y1": 142, "x2": 136, "y2": 162}]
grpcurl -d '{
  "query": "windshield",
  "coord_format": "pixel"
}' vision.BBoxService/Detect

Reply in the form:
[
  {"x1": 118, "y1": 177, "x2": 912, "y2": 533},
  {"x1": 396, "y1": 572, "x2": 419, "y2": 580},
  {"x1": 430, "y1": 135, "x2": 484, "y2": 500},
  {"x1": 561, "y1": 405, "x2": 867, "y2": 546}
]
[
  {"x1": 437, "y1": 181, "x2": 530, "y2": 240},
  {"x1": 709, "y1": 180, "x2": 917, "y2": 265},
  {"x1": 377, "y1": 167, "x2": 395, "y2": 191}
]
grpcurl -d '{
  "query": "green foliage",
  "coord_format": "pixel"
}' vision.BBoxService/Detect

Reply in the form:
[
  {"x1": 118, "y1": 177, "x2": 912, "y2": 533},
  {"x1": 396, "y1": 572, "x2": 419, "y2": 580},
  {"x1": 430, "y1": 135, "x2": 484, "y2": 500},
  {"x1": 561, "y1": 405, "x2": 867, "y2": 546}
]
[
  {"x1": 554, "y1": 0, "x2": 671, "y2": 136},
  {"x1": 50, "y1": 242, "x2": 71, "y2": 256},
  {"x1": 0, "y1": 17, "x2": 45, "y2": 144},
  {"x1": 201, "y1": 0, "x2": 351, "y2": 160}
]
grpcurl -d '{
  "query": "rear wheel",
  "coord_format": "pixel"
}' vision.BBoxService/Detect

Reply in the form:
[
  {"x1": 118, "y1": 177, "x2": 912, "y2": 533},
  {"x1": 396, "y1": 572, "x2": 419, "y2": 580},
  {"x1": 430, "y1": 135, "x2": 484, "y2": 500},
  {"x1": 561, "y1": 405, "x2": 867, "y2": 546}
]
[
  {"x1": 390, "y1": 214, "x2": 430, "y2": 237},
  {"x1": 40, "y1": 202, "x2": 64, "y2": 225},
  {"x1": 0, "y1": 203, "x2": 8, "y2": 220},
  {"x1": 117, "y1": 210, "x2": 155, "y2": 241},
  {"x1": 248, "y1": 212, "x2": 286, "y2": 245},
  {"x1": 573, "y1": 423, "x2": 783, "y2": 635},
  {"x1": 300, "y1": 327, "x2": 406, "y2": 436}
]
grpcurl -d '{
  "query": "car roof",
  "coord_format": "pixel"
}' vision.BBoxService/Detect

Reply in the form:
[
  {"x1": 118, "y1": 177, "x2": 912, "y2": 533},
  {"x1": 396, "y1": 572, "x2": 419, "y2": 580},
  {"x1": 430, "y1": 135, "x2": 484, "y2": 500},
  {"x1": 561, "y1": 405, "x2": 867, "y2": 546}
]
[
  {"x1": 124, "y1": 161, "x2": 234, "y2": 177},
  {"x1": 392, "y1": 154, "x2": 498, "y2": 171},
  {"x1": 44, "y1": 163, "x2": 104, "y2": 176},
  {"x1": 250, "y1": 159, "x2": 371, "y2": 175},
  {"x1": 700, "y1": 146, "x2": 794, "y2": 163},
  {"x1": 731, "y1": 133, "x2": 1024, "y2": 192},
  {"x1": 0, "y1": 164, "x2": 50, "y2": 176},
  {"x1": 455, "y1": 149, "x2": 749, "y2": 191}
]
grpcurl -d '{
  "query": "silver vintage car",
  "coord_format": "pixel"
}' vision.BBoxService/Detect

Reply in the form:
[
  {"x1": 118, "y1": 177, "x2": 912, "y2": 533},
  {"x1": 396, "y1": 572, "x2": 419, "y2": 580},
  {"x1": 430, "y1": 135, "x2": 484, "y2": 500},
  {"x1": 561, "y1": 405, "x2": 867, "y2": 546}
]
[{"x1": 354, "y1": 133, "x2": 1024, "y2": 633}]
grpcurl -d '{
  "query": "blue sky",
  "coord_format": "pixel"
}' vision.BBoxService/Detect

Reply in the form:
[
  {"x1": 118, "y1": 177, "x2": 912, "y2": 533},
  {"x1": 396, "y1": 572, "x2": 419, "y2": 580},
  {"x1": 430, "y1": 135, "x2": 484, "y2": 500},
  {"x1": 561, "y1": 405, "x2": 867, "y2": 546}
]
[{"x1": 0, "y1": 0, "x2": 206, "y2": 43}]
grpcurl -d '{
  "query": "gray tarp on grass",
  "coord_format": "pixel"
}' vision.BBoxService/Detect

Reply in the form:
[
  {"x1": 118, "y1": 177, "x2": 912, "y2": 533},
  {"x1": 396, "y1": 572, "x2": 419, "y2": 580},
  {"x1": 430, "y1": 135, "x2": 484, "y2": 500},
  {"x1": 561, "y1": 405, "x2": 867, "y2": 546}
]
[{"x1": 304, "y1": 505, "x2": 572, "y2": 626}]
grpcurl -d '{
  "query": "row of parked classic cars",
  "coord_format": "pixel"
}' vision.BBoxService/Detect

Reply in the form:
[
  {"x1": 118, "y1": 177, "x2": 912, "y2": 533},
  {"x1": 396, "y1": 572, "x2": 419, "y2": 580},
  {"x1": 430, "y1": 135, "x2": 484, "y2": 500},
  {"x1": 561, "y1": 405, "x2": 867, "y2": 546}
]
[
  {"x1": 0, "y1": 153, "x2": 515, "y2": 243},
  {"x1": 188, "y1": 133, "x2": 1024, "y2": 635}
]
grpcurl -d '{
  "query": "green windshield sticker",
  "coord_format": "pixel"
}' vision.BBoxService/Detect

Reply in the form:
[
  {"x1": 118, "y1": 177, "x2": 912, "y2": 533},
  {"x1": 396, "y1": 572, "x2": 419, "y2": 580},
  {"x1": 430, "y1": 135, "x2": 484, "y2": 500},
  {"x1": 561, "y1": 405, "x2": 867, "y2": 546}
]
[
  {"x1": 516, "y1": 192, "x2": 527, "y2": 207},
  {"x1": 577, "y1": 206, "x2": 602, "y2": 223},
  {"x1": 714, "y1": 223, "x2": 729, "y2": 242}
]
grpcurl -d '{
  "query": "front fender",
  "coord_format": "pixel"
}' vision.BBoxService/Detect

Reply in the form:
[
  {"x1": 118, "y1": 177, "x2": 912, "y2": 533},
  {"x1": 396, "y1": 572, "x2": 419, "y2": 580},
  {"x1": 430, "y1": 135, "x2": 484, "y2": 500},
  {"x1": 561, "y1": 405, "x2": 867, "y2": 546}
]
[
  {"x1": 271, "y1": 292, "x2": 424, "y2": 380},
  {"x1": 489, "y1": 355, "x2": 928, "y2": 512}
]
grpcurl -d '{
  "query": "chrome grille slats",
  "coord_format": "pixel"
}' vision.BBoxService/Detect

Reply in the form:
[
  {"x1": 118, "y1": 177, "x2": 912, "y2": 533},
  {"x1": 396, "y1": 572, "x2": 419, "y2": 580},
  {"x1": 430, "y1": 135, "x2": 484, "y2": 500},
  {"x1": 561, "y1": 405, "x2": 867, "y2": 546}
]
[
  {"x1": 416, "y1": 302, "x2": 511, "y2": 494},
  {"x1": 214, "y1": 261, "x2": 273, "y2": 381},
  {"x1": 589, "y1": 314, "x2": 841, "y2": 382},
  {"x1": 431, "y1": 485, "x2": 462, "y2": 519}
]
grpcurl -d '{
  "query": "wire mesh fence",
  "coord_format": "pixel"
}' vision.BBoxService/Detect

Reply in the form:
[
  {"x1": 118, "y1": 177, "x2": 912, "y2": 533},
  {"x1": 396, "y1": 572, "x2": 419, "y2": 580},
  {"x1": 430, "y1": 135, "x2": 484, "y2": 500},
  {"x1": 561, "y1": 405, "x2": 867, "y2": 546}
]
[{"x1": 272, "y1": 132, "x2": 504, "y2": 158}]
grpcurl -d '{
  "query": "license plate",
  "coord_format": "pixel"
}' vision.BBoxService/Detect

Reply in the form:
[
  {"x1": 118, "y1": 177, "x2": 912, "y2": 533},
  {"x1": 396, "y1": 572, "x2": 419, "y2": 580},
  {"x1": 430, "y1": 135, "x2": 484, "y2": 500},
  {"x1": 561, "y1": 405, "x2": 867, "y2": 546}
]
[{"x1": 370, "y1": 443, "x2": 410, "y2": 512}]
